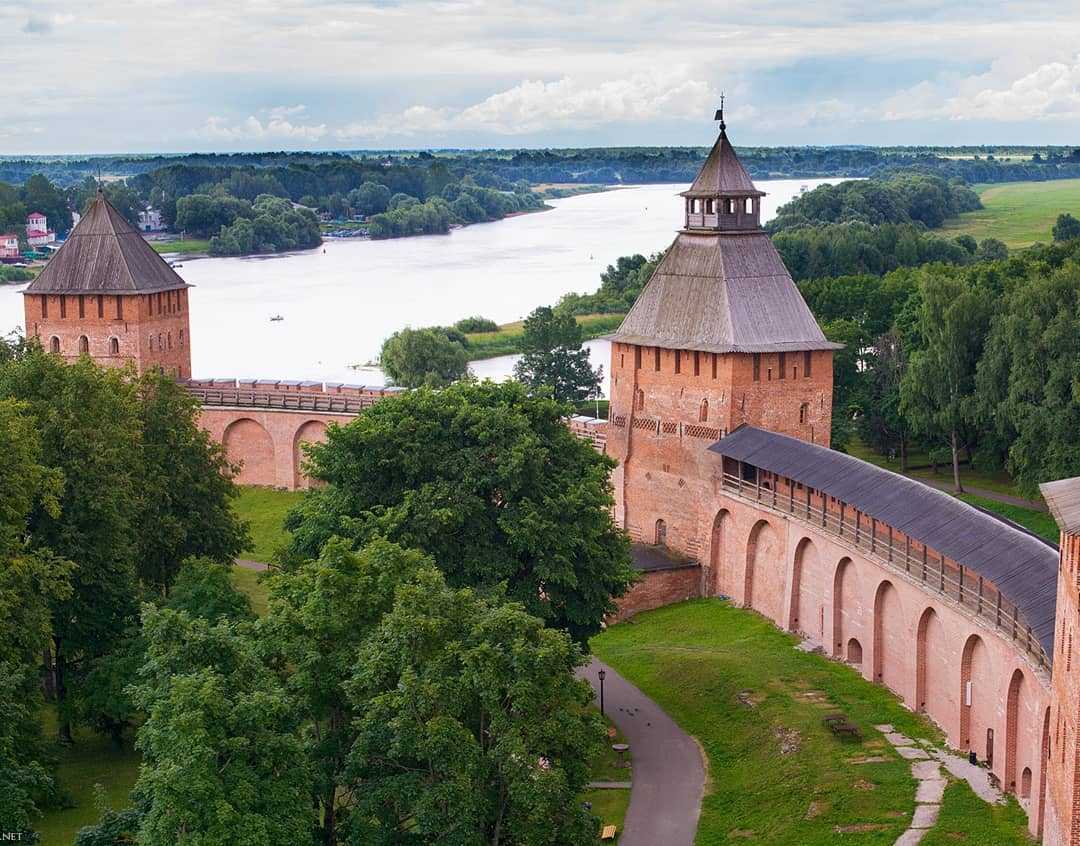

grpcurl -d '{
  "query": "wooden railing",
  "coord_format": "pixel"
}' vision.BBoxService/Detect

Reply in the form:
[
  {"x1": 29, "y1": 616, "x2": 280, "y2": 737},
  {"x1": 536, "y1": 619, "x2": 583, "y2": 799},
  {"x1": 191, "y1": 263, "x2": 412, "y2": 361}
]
[
  {"x1": 187, "y1": 386, "x2": 374, "y2": 414},
  {"x1": 720, "y1": 471, "x2": 1051, "y2": 670}
]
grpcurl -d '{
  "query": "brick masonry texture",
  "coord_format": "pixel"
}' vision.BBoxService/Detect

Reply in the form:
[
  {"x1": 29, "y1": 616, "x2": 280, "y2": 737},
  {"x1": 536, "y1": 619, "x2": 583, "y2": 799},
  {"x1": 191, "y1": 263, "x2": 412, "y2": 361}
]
[
  {"x1": 610, "y1": 565, "x2": 702, "y2": 623},
  {"x1": 24, "y1": 289, "x2": 192, "y2": 379}
]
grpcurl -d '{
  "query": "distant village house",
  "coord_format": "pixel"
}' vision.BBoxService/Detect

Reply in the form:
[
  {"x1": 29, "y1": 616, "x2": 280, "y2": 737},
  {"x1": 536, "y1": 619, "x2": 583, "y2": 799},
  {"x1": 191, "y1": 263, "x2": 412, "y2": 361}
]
[
  {"x1": 25, "y1": 212, "x2": 56, "y2": 247},
  {"x1": 137, "y1": 206, "x2": 165, "y2": 232},
  {"x1": 0, "y1": 233, "x2": 20, "y2": 260}
]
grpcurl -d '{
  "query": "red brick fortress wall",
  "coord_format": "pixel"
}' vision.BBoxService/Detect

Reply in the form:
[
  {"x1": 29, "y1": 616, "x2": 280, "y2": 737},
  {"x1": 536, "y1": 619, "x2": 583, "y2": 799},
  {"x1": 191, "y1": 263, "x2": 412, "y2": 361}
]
[{"x1": 610, "y1": 563, "x2": 702, "y2": 623}]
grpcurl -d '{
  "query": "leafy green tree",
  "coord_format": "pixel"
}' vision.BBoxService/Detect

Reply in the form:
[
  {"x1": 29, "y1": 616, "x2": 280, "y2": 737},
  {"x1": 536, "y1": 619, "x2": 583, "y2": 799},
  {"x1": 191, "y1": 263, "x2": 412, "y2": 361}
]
[
  {"x1": 513, "y1": 306, "x2": 601, "y2": 403},
  {"x1": 265, "y1": 537, "x2": 428, "y2": 846},
  {"x1": 0, "y1": 398, "x2": 69, "y2": 834},
  {"x1": 379, "y1": 326, "x2": 469, "y2": 388},
  {"x1": 820, "y1": 318, "x2": 868, "y2": 452},
  {"x1": 1053, "y1": 212, "x2": 1080, "y2": 243},
  {"x1": 0, "y1": 350, "x2": 142, "y2": 743},
  {"x1": 132, "y1": 607, "x2": 313, "y2": 846},
  {"x1": 135, "y1": 370, "x2": 249, "y2": 595},
  {"x1": 900, "y1": 269, "x2": 992, "y2": 491},
  {"x1": 285, "y1": 380, "x2": 633, "y2": 641},
  {"x1": 974, "y1": 261, "x2": 1080, "y2": 494},
  {"x1": 347, "y1": 182, "x2": 391, "y2": 216},
  {"x1": 20, "y1": 173, "x2": 72, "y2": 235},
  {"x1": 454, "y1": 315, "x2": 499, "y2": 333},
  {"x1": 167, "y1": 558, "x2": 254, "y2": 624},
  {"x1": 858, "y1": 331, "x2": 912, "y2": 469},
  {"x1": 976, "y1": 237, "x2": 1008, "y2": 261},
  {"x1": 345, "y1": 568, "x2": 604, "y2": 846}
]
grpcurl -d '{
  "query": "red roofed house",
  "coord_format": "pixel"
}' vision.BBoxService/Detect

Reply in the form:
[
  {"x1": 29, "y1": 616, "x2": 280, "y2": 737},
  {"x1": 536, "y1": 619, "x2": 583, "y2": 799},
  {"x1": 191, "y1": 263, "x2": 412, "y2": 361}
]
[
  {"x1": 26, "y1": 212, "x2": 56, "y2": 247},
  {"x1": 0, "y1": 233, "x2": 19, "y2": 259}
]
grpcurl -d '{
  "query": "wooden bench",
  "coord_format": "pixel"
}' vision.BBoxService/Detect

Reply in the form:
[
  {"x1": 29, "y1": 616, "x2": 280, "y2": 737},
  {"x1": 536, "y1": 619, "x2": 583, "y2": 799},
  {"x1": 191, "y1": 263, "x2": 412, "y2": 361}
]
[
  {"x1": 600, "y1": 824, "x2": 618, "y2": 840},
  {"x1": 830, "y1": 721, "x2": 861, "y2": 739}
]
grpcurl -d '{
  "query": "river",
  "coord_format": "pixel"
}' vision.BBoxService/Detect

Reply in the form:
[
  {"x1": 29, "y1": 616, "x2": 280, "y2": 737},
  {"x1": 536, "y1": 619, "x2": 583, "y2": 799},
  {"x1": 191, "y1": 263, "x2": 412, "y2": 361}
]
[{"x1": 0, "y1": 179, "x2": 835, "y2": 393}]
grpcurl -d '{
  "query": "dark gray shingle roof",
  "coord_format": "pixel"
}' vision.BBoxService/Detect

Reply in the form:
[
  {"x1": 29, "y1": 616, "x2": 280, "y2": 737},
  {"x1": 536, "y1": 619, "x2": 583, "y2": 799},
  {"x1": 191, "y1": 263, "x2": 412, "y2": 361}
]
[
  {"x1": 1041, "y1": 477, "x2": 1080, "y2": 535},
  {"x1": 25, "y1": 191, "x2": 189, "y2": 295},
  {"x1": 709, "y1": 425, "x2": 1059, "y2": 657}
]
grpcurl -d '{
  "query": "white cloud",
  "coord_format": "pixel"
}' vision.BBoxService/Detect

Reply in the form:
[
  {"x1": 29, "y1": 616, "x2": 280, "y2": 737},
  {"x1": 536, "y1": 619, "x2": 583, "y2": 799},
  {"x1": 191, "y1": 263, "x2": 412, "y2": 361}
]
[
  {"x1": 196, "y1": 108, "x2": 328, "y2": 142},
  {"x1": 337, "y1": 70, "x2": 716, "y2": 139},
  {"x1": 884, "y1": 56, "x2": 1080, "y2": 122},
  {"x1": 21, "y1": 13, "x2": 73, "y2": 35}
]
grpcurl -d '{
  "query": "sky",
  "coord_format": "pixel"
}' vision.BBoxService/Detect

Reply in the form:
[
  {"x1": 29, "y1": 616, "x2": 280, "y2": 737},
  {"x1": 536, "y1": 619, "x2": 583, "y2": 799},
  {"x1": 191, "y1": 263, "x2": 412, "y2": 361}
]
[{"x1": 3, "y1": 0, "x2": 1080, "y2": 154}]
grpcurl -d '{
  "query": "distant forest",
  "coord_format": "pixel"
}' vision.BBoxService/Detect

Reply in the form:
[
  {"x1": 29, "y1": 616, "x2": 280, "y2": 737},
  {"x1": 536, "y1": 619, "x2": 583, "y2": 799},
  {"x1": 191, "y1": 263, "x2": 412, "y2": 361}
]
[{"x1": 5, "y1": 144, "x2": 1080, "y2": 189}]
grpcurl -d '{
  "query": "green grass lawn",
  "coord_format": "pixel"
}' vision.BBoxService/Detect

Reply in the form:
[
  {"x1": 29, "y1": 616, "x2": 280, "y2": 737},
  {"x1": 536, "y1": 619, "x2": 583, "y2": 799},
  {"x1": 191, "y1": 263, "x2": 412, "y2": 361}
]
[
  {"x1": 149, "y1": 239, "x2": 211, "y2": 255},
  {"x1": 920, "y1": 780, "x2": 1031, "y2": 845},
  {"x1": 591, "y1": 600, "x2": 1031, "y2": 845},
  {"x1": 232, "y1": 486, "x2": 303, "y2": 562},
  {"x1": 582, "y1": 788, "x2": 630, "y2": 841},
  {"x1": 846, "y1": 438, "x2": 1029, "y2": 501},
  {"x1": 941, "y1": 178, "x2": 1080, "y2": 249},
  {"x1": 35, "y1": 713, "x2": 140, "y2": 846},
  {"x1": 956, "y1": 493, "x2": 1059, "y2": 544},
  {"x1": 465, "y1": 313, "x2": 624, "y2": 360}
]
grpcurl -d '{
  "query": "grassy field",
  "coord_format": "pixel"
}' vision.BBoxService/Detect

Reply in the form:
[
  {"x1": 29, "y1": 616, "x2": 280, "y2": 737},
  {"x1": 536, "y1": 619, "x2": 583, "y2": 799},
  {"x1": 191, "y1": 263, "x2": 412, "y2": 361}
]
[
  {"x1": 582, "y1": 788, "x2": 630, "y2": 841},
  {"x1": 941, "y1": 178, "x2": 1080, "y2": 249},
  {"x1": 591, "y1": 600, "x2": 1032, "y2": 845},
  {"x1": 36, "y1": 713, "x2": 140, "y2": 846},
  {"x1": 465, "y1": 312, "x2": 624, "y2": 360},
  {"x1": 845, "y1": 438, "x2": 1029, "y2": 501},
  {"x1": 149, "y1": 239, "x2": 211, "y2": 255},
  {"x1": 957, "y1": 493, "x2": 1059, "y2": 544},
  {"x1": 232, "y1": 486, "x2": 303, "y2": 562}
]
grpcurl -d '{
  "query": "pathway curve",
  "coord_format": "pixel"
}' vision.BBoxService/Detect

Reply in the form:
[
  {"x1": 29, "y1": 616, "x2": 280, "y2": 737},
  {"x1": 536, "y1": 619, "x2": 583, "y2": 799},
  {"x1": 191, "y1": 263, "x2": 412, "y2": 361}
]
[
  {"x1": 915, "y1": 478, "x2": 1046, "y2": 512},
  {"x1": 577, "y1": 658, "x2": 706, "y2": 846}
]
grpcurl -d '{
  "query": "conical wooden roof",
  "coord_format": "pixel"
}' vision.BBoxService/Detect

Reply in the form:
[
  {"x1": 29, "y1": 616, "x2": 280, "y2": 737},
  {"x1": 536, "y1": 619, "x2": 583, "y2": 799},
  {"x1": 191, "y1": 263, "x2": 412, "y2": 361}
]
[
  {"x1": 25, "y1": 190, "x2": 188, "y2": 295},
  {"x1": 681, "y1": 130, "x2": 763, "y2": 198},
  {"x1": 610, "y1": 121, "x2": 841, "y2": 354}
]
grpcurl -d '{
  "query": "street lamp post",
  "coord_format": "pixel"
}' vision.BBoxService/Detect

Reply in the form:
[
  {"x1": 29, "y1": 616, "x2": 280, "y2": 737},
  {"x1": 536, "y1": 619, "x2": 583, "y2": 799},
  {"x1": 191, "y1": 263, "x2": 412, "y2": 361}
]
[{"x1": 598, "y1": 668, "x2": 606, "y2": 716}]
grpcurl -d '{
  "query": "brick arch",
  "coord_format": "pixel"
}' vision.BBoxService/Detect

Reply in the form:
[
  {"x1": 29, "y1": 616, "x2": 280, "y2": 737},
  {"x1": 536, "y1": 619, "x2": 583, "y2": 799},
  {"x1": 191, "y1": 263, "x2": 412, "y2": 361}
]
[
  {"x1": 292, "y1": 419, "x2": 329, "y2": 489},
  {"x1": 872, "y1": 580, "x2": 904, "y2": 692},
  {"x1": 915, "y1": 606, "x2": 940, "y2": 712},
  {"x1": 960, "y1": 634, "x2": 993, "y2": 755},
  {"x1": 831, "y1": 556, "x2": 854, "y2": 658},
  {"x1": 744, "y1": 519, "x2": 783, "y2": 623},
  {"x1": 1038, "y1": 704, "x2": 1050, "y2": 835},
  {"x1": 1005, "y1": 668, "x2": 1026, "y2": 793},
  {"x1": 789, "y1": 537, "x2": 825, "y2": 640},
  {"x1": 708, "y1": 509, "x2": 731, "y2": 597},
  {"x1": 223, "y1": 417, "x2": 275, "y2": 487}
]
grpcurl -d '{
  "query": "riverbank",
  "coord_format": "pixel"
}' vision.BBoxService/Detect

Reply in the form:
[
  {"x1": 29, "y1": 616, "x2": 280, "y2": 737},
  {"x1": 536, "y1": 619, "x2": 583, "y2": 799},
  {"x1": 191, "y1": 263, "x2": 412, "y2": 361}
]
[
  {"x1": 465, "y1": 312, "x2": 624, "y2": 360},
  {"x1": 940, "y1": 178, "x2": 1080, "y2": 249}
]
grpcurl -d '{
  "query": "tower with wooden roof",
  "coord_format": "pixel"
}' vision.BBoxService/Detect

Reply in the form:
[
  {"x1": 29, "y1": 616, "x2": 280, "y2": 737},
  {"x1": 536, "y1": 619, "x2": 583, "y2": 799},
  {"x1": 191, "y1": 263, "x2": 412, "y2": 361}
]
[
  {"x1": 606, "y1": 108, "x2": 841, "y2": 550},
  {"x1": 22, "y1": 188, "x2": 192, "y2": 379}
]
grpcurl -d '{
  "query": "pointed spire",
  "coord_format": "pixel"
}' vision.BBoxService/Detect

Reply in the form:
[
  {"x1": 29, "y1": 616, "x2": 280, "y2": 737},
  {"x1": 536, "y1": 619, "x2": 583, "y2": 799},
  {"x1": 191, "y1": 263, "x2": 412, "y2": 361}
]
[{"x1": 714, "y1": 92, "x2": 726, "y2": 135}]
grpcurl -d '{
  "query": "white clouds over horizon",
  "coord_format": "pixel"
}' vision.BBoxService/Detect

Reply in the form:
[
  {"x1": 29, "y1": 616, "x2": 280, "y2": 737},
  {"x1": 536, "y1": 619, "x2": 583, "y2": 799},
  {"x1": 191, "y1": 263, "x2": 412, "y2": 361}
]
[
  {"x1": 335, "y1": 70, "x2": 716, "y2": 139},
  {"x1": 3, "y1": 0, "x2": 1080, "y2": 152}
]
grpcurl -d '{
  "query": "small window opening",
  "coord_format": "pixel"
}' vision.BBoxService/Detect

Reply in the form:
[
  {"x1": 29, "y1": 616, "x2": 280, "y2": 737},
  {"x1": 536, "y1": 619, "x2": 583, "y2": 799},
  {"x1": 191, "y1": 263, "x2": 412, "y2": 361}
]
[
  {"x1": 654, "y1": 347, "x2": 660, "y2": 372},
  {"x1": 752, "y1": 353, "x2": 761, "y2": 382},
  {"x1": 779, "y1": 352, "x2": 787, "y2": 379},
  {"x1": 655, "y1": 519, "x2": 667, "y2": 546},
  {"x1": 78, "y1": 335, "x2": 88, "y2": 354},
  {"x1": 109, "y1": 337, "x2": 119, "y2": 355},
  {"x1": 674, "y1": 350, "x2": 681, "y2": 374},
  {"x1": 634, "y1": 346, "x2": 642, "y2": 370},
  {"x1": 804, "y1": 350, "x2": 812, "y2": 378},
  {"x1": 50, "y1": 336, "x2": 60, "y2": 354},
  {"x1": 699, "y1": 399, "x2": 709, "y2": 422}
]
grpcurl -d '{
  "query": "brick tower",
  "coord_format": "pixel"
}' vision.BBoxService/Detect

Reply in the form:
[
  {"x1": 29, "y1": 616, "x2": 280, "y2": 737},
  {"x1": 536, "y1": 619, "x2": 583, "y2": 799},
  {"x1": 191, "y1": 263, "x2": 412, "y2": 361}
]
[
  {"x1": 606, "y1": 107, "x2": 840, "y2": 555},
  {"x1": 22, "y1": 188, "x2": 192, "y2": 379},
  {"x1": 1040, "y1": 477, "x2": 1080, "y2": 844}
]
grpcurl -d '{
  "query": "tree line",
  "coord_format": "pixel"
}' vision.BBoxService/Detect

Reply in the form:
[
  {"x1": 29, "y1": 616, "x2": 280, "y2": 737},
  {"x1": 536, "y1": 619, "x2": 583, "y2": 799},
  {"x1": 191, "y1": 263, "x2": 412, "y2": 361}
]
[
  {"x1": 803, "y1": 229, "x2": 1080, "y2": 495},
  {"x1": 0, "y1": 338, "x2": 632, "y2": 844}
]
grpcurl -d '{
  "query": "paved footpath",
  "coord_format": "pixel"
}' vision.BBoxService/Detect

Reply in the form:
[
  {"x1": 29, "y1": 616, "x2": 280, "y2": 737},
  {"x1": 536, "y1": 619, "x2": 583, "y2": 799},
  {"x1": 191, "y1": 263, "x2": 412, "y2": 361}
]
[{"x1": 577, "y1": 658, "x2": 706, "y2": 846}]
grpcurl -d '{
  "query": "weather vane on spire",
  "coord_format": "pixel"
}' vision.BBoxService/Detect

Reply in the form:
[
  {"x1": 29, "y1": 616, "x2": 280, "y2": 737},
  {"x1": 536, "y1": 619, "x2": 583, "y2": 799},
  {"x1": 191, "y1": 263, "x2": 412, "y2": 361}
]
[{"x1": 715, "y1": 92, "x2": 726, "y2": 134}]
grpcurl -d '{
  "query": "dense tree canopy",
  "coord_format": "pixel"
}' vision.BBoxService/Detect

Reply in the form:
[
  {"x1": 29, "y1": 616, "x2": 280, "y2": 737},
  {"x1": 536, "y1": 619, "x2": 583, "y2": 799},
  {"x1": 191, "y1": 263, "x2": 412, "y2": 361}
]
[
  {"x1": 379, "y1": 326, "x2": 469, "y2": 388},
  {"x1": 285, "y1": 380, "x2": 633, "y2": 641},
  {"x1": 346, "y1": 568, "x2": 603, "y2": 846},
  {"x1": 513, "y1": 306, "x2": 602, "y2": 403}
]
